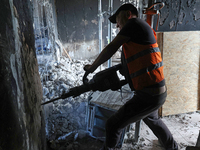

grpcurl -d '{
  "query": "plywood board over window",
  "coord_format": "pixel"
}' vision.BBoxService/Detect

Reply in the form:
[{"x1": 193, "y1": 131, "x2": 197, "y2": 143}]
[{"x1": 162, "y1": 31, "x2": 200, "y2": 116}]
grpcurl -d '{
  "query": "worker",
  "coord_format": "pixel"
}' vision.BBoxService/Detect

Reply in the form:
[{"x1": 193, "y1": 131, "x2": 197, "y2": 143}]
[{"x1": 84, "y1": 3, "x2": 178, "y2": 150}]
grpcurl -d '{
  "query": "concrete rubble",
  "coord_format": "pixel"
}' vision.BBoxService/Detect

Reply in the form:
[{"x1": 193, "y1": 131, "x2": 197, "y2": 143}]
[{"x1": 38, "y1": 55, "x2": 99, "y2": 140}]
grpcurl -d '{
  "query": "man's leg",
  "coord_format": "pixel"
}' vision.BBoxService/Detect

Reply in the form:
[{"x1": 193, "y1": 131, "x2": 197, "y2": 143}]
[
  {"x1": 104, "y1": 91, "x2": 167, "y2": 149},
  {"x1": 143, "y1": 110, "x2": 178, "y2": 150}
]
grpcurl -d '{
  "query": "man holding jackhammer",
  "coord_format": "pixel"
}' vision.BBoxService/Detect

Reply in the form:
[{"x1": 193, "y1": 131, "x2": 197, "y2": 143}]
[{"x1": 84, "y1": 3, "x2": 178, "y2": 150}]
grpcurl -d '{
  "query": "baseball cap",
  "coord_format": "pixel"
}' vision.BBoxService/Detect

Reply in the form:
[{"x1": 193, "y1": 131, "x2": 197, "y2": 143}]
[{"x1": 109, "y1": 3, "x2": 138, "y2": 23}]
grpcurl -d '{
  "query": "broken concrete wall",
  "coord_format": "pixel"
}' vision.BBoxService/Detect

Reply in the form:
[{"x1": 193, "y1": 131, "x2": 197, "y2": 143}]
[
  {"x1": 0, "y1": 0, "x2": 46, "y2": 150},
  {"x1": 155, "y1": 0, "x2": 200, "y2": 31}
]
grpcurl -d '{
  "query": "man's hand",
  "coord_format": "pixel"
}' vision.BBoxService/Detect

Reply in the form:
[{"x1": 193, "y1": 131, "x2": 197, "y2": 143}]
[
  {"x1": 83, "y1": 64, "x2": 92, "y2": 72},
  {"x1": 83, "y1": 64, "x2": 92, "y2": 84}
]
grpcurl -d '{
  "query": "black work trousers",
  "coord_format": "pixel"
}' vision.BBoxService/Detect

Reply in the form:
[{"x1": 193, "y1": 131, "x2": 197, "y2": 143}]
[{"x1": 104, "y1": 90, "x2": 178, "y2": 150}]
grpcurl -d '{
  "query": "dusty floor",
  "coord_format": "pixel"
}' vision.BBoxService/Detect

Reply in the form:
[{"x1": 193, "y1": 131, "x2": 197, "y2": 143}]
[
  {"x1": 122, "y1": 111, "x2": 200, "y2": 150},
  {"x1": 47, "y1": 111, "x2": 200, "y2": 150}
]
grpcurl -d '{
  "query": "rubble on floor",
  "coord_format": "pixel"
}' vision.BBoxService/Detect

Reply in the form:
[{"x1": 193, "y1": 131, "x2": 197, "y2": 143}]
[
  {"x1": 38, "y1": 55, "x2": 99, "y2": 140},
  {"x1": 47, "y1": 111, "x2": 200, "y2": 150},
  {"x1": 38, "y1": 55, "x2": 200, "y2": 150}
]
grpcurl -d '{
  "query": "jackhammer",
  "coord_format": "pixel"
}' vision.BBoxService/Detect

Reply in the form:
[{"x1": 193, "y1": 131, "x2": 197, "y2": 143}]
[{"x1": 41, "y1": 64, "x2": 128, "y2": 105}]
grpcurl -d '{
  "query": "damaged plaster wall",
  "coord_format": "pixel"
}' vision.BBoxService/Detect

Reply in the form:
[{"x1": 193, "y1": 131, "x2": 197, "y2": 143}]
[
  {"x1": 0, "y1": 0, "x2": 46, "y2": 150},
  {"x1": 156, "y1": 0, "x2": 200, "y2": 31},
  {"x1": 55, "y1": 0, "x2": 140, "y2": 59},
  {"x1": 55, "y1": 0, "x2": 99, "y2": 59},
  {"x1": 55, "y1": 0, "x2": 200, "y2": 59}
]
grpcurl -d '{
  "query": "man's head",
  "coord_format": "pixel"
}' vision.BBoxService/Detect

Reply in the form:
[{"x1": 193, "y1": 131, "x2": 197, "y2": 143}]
[{"x1": 109, "y1": 3, "x2": 138, "y2": 24}]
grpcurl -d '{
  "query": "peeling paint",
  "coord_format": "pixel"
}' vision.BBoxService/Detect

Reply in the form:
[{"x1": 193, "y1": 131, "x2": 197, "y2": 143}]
[
  {"x1": 178, "y1": 12, "x2": 185, "y2": 24},
  {"x1": 160, "y1": 11, "x2": 169, "y2": 26},
  {"x1": 194, "y1": 8, "x2": 200, "y2": 21},
  {"x1": 187, "y1": 0, "x2": 196, "y2": 7},
  {"x1": 169, "y1": 20, "x2": 175, "y2": 29},
  {"x1": 157, "y1": 0, "x2": 200, "y2": 31}
]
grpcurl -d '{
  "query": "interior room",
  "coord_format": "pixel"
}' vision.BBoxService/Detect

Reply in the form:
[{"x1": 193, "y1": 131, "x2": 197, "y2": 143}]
[{"x1": 0, "y1": 0, "x2": 200, "y2": 150}]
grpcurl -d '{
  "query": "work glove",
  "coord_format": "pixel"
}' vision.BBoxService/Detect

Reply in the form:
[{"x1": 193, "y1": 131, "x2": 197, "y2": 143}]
[
  {"x1": 83, "y1": 64, "x2": 92, "y2": 72},
  {"x1": 83, "y1": 64, "x2": 92, "y2": 85}
]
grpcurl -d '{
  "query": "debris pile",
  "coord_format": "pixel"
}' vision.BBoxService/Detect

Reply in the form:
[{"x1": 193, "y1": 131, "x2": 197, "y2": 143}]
[
  {"x1": 38, "y1": 55, "x2": 100, "y2": 140},
  {"x1": 47, "y1": 130, "x2": 103, "y2": 150}
]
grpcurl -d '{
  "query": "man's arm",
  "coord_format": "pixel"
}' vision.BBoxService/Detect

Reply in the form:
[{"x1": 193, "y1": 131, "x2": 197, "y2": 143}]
[{"x1": 85, "y1": 34, "x2": 130, "y2": 73}]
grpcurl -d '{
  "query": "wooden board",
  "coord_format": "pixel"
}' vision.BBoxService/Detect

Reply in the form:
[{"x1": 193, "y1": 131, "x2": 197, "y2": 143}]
[{"x1": 163, "y1": 31, "x2": 200, "y2": 116}]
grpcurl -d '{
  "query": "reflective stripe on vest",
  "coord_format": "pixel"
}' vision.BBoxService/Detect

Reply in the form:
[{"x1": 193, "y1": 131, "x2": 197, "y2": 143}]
[
  {"x1": 130, "y1": 61, "x2": 163, "y2": 78},
  {"x1": 123, "y1": 45, "x2": 164, "y2": 90},
  {"x1": 126, "y1": 47, "x2": 160, "y2": 63}
]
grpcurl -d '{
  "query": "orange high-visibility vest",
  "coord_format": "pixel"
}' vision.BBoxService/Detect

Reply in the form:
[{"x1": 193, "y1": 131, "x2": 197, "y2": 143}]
[{"x1": 122, "y1": 31, "x2": 164, "y2": 90}]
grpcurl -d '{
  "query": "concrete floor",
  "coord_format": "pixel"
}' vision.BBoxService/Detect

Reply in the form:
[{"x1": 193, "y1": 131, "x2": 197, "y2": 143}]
[{"x1": 122, "y1": 111, "x2": 200, "y2": 150}]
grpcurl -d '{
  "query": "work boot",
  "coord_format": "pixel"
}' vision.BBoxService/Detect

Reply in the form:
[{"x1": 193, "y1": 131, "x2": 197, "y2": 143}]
[{"x1": 158, "y1": 139, "x2": 179, "y2": 150}]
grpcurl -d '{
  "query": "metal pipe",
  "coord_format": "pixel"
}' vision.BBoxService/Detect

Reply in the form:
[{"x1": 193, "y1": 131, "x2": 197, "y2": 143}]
[
  {"x1": 134, "y1": 120, "x2": 142, "y2": 143},
  {"x1": 146, "y1": 0, "x2": 156, "y2": 27},
  {"x1": 98, "y1": 0, "x2": 103, "y2": 70},
  {"x1": 98, "y1": 0, "x2": 102, "y2": 54},
  {"x1": 143, "y1": 1, "x2": 165, "y2": 29},
  {"x1": 107, "y1": 0, "x2": 113, "y2": 68}
]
